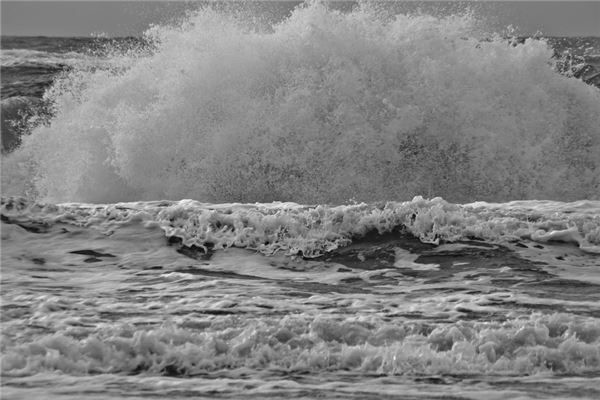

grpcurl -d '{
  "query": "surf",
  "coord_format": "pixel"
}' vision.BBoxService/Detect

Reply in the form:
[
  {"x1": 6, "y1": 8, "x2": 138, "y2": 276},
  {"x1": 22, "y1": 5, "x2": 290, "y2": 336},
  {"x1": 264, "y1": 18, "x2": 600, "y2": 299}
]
[{"x1": 2, "y1": 1, "x2": 599, "y2": 204}]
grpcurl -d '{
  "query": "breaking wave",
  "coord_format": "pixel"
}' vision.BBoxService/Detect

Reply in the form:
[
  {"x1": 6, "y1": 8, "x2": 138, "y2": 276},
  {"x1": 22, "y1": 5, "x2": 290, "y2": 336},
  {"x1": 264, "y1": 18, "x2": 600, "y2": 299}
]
[
  {"x1": 2, "y1": 1, "x2": 600, "y2": 203},
  {"x1": 3, "y1": 312, "x2": 599, "y2": 377},
  {"x1": 2, "y1": 196, "x2": 599, "y2": 256}
]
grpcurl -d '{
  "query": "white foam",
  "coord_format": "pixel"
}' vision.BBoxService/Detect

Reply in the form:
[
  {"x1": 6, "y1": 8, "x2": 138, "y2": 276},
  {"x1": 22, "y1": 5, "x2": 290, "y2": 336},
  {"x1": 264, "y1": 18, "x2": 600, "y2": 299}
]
[
  {"x1": 2, "y1": 312, "x2": 599, "y2": 377},
  {"x1": 3, "y1": 194, "x2": 600, "y2": 398},
  {"x1": 2, "y1": 196, "x2": 599, "y2": 257},
  {"x1": 394, "y1": 247, "x2": 440, "y2": 270},
  {"x1": 2, "y1": 2, "x2": 599, "y2": 204}
]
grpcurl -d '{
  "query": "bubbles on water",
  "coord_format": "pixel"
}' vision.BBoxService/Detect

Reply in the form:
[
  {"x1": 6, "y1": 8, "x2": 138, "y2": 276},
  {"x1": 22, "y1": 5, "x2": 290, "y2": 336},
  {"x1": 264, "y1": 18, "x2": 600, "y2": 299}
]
[{"x1": 2, "y1": 312, "x2": 599, "y2": 377}]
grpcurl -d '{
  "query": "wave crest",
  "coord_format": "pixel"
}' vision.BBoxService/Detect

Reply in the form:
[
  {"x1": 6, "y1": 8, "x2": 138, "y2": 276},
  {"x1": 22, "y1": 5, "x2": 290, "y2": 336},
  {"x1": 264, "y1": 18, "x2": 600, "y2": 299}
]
[{"x1": 2, "y1": 2, "x2": 600, "y2": 203}]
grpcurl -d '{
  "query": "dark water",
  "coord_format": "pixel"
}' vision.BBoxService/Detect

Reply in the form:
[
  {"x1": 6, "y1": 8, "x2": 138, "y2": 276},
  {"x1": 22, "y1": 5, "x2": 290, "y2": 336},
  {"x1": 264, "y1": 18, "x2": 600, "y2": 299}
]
[{"x1": 1, "y1": 36, "x2": 146, "y2": 99}]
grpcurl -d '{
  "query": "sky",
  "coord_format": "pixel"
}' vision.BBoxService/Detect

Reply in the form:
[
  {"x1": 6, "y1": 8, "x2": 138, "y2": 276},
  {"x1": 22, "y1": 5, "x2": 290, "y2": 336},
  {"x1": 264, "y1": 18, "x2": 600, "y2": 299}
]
[{"x1": 1, "y1": 1, "x2": 599, "y2": 37}]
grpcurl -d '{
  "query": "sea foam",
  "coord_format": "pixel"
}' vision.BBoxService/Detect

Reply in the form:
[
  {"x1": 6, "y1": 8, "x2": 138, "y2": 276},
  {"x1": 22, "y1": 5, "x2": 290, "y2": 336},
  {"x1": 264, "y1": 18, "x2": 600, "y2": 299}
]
[
  {"x1": 2, "y1": 196, "x2": 599, "y2": 256},
  {"x1": 2, "y1": 311, "x2": 599, "y2": 377},
  {"x1": 2, "y1": 1, "x2": 599, "y2": 203}
]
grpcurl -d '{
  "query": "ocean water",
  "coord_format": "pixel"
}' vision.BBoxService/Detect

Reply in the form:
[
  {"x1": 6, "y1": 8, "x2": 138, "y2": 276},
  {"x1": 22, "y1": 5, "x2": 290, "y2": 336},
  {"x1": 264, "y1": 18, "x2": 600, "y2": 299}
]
[{"x1": 1, "y1": 1, "x2": 600, "y2": 399}]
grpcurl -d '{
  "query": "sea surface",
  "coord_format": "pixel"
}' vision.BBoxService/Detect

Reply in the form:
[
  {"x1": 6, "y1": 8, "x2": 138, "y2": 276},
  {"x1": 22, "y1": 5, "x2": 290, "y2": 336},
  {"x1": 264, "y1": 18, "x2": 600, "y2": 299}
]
[{"x1": 1, "y1": 1, "x2": 600, "y2": 399}]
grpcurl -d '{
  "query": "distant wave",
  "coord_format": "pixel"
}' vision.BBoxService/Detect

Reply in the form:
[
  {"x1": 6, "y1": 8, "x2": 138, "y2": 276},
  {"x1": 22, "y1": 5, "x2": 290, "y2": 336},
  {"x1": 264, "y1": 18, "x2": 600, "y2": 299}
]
[{"x1": 1, "y1": 49, "x2": 91, "y2": 68}]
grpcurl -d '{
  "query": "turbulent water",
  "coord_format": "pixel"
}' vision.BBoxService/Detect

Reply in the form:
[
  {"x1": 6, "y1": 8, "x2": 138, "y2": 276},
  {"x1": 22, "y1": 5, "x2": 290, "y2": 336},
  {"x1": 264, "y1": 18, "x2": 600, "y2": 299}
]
[
  {"x1": 2, "y1": 196, "x2": 600, "y2": 399},
  {"x1": 1, "y1": 1, "x2": 600, "y2": 399},
  {"x1": 2, "y1": 1, "x2": 600, "y2": 203}
]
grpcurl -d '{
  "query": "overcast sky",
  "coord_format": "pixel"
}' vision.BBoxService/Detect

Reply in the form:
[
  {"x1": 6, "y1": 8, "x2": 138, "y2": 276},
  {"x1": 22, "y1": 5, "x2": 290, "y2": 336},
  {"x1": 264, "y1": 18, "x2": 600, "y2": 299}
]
[{"x1": 1, "y1": 1, "x2": 599, "y2": 37}]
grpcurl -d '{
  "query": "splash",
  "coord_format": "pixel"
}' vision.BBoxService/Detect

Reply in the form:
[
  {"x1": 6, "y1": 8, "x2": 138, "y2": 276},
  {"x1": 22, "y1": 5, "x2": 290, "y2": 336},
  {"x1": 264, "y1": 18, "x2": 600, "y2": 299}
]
[{"x1": 2, "y1": 1, "x2": 599, "y2": 203}]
